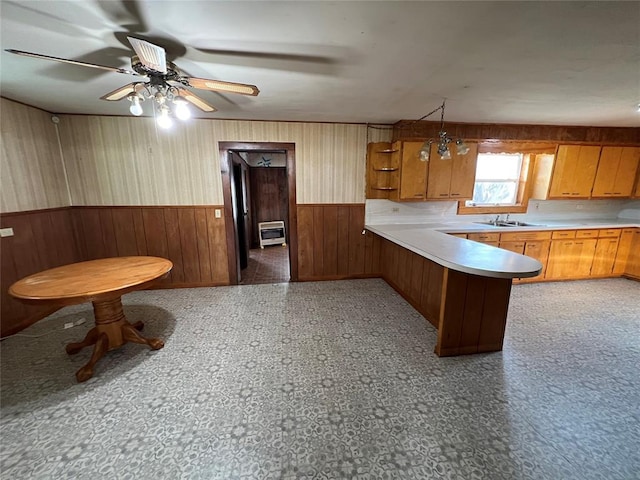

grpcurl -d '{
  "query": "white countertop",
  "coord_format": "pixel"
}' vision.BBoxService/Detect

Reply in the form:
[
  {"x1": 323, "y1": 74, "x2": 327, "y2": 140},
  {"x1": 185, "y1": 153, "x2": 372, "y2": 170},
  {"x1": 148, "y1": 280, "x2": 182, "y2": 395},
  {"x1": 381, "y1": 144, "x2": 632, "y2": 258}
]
[{"x1": 365, "y1": 218, "x2": 639, "y2": 280}]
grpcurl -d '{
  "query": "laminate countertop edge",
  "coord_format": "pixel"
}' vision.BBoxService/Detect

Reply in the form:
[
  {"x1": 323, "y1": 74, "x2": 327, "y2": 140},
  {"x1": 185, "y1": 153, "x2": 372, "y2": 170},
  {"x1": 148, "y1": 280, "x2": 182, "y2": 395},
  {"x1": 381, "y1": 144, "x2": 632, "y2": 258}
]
[{"x1": 366, "y1": 224, "x2": 542, "y2": 279}]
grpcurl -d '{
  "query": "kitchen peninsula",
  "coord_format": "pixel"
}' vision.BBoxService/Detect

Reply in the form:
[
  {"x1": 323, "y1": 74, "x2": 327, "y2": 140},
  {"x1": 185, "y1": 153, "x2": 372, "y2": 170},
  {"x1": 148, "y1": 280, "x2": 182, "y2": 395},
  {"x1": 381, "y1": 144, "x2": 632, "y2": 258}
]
[{"x1": 366, "y1": 223, "x2": 542, "y2": 357}]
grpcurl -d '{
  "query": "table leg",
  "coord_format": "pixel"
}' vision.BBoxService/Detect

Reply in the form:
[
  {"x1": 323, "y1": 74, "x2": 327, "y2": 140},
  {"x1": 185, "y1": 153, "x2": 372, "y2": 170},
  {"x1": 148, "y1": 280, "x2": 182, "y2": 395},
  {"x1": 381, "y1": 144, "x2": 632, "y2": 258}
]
[{"x1": 65, "y1": 296, "x2": 164, "y2": 382}]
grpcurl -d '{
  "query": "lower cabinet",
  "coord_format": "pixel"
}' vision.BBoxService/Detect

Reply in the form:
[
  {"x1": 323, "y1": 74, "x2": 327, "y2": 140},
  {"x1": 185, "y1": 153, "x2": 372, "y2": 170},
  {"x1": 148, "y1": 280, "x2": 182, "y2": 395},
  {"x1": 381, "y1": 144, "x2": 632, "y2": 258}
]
[
  {"x1": 521, "y1": 240, "x2": 551, "y2": 282},
  {"x1": 591, "y1": 237, "x2": 620, "y2": 277},
  {"x1": 546, "y1": 239, "x2": 597, "y2": 279},
  {"x1": 625, "y1": 230, "x2": 640, "y2": 278}
]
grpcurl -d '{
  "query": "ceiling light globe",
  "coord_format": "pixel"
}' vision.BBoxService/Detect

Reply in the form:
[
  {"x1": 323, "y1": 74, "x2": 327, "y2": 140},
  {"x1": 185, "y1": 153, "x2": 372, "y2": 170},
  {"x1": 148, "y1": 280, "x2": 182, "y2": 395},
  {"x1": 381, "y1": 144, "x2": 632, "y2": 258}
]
[
  {"x1": 175, "y1": 101, "x2": 191, "y2": 120},
  {"x1": 129, "y1": 102, "x2": 143, "y2": 116}
]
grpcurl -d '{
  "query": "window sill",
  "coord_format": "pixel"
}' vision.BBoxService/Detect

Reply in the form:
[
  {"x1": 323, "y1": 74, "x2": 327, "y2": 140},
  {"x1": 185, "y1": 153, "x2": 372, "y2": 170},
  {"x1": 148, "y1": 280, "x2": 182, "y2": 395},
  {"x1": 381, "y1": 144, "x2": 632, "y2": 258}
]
[{"x1": 457, "y1": 203, "x2": 528, "y2": 215}]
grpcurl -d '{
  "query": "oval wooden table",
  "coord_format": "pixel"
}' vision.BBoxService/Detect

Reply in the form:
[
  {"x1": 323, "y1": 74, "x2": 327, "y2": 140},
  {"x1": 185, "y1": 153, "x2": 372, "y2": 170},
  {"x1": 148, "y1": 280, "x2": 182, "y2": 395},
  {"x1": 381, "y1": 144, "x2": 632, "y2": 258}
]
[{"x1": 9, "y1": 256, "x2": 173, "y2": 382}]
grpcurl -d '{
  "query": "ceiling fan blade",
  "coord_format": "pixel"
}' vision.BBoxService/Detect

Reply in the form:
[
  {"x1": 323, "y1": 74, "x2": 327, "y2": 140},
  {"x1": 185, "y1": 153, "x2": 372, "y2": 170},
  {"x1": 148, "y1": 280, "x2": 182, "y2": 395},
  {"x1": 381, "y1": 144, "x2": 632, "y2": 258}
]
[
  {"x1": 5, "y1": 49, "x2": 140, "y2": 76},
  {"x1": 100, "y1": 82, "x2": 146, "y2": 101},
  {"x1": 187, "y1": 77, "x2": 259, "y2": 96},
  {"x1": 174, "y1": 87, "x2": 217, "y2": 112},
  {"x1": 127, "y1": 36, "x2": 167, "y2": 73}
]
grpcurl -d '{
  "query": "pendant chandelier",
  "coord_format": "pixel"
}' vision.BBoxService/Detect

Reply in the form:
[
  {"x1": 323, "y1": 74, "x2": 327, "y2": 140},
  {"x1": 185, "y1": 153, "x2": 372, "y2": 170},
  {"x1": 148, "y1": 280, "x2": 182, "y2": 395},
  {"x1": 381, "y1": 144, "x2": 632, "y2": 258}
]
[{"x1": 416, "y1": 100, "x2": 469, "y2": 161}]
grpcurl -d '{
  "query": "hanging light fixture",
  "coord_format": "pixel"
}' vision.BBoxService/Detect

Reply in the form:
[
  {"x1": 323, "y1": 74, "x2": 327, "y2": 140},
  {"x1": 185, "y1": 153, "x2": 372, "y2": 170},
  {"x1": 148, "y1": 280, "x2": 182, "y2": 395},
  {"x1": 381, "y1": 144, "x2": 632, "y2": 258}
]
[
  {"x1": 121, "y1": 81, "x2": 194, "y2": 128},
  {"x1": 415, "y1": 100, "x2": 467, "y2": 161}
]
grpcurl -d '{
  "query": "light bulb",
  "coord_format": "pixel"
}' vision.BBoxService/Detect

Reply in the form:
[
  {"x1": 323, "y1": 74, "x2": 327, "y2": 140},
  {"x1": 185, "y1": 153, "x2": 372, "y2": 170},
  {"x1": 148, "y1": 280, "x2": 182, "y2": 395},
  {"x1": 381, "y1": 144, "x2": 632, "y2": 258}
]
[
  {"x1": 174, "y1": 100, "x2": 191, "y2": 120},
  {"x1": 455, "y1": 139, "x2": 470, "y2": 155},
  {"x1": 156, "y1": 106, "x2": 172, "y2": 129},
  {"x1": 128, "y1": 94, "x2": 143, "y2": 116}
]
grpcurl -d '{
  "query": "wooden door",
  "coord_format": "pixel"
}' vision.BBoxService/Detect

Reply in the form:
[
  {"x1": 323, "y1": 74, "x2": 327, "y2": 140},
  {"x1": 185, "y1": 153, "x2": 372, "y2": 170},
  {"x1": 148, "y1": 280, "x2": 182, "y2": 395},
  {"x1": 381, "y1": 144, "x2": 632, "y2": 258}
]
[
  {"x1": 521, "y1": 240, "x2": 551, "y2": 282},
  {"x1": 549, "y1": 145, "x2": 600, "y2": 198},
  {"x1": 592, "y1": 146, "x2": 640, "y2": 198},
  {"x1": 399, "y1": 142, "x2": 428, "y2": 200},
  {"x1": 591, "y1": 238, "x2": 620, "y2": 276},
  {"x1": 426, "y1": 143, "x2": 453, "y2": 199},
  {"x1": 449, "y1": 142, "x2": 478, "y2": 199}
]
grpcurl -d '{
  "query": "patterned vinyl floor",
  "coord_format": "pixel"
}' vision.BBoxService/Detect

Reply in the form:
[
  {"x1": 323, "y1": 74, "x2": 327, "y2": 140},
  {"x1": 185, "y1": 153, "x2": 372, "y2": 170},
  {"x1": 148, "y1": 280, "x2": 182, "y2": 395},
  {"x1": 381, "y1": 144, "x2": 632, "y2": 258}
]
[{"x1": 1, "y1": 278, "x2": 639, "y2": 479}]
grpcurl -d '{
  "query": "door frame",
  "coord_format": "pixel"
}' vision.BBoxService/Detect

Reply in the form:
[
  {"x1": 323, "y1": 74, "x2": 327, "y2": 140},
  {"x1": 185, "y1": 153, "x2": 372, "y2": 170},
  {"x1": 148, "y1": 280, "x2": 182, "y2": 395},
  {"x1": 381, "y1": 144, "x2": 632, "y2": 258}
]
[{"x1": 219, "y1": 142, "x2": 298, "y2": 284}]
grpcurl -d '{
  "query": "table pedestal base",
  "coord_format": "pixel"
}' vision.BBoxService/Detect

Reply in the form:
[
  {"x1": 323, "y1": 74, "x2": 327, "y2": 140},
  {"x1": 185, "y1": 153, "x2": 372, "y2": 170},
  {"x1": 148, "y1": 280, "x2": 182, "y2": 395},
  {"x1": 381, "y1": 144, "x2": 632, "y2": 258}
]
[{"x1": 65, "y1": 297, "x2": 164, "y2": 382}]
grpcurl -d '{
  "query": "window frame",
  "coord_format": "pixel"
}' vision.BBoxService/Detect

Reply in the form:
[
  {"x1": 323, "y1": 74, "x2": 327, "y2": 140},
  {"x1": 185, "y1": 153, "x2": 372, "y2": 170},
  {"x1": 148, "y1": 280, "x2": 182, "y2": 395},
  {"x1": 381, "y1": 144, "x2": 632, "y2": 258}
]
[{"x1": 457, "y1": 141, "x2": 557, "y2": 215}]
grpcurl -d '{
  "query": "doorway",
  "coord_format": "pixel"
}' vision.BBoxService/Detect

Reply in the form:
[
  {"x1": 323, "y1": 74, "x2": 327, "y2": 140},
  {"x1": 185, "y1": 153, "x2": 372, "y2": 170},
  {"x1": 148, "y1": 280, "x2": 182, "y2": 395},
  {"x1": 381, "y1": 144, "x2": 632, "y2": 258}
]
[{"x1": 219, "y1": 142, "x2": 298, "y2": 285}]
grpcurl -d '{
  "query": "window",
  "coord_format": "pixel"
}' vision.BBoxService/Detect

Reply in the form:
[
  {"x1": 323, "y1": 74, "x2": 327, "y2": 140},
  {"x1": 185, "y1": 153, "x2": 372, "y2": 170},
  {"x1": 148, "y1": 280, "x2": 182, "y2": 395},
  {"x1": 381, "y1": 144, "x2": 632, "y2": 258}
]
[{"x1": 466, "y1": 153, "x2": 524, "y2": 206}]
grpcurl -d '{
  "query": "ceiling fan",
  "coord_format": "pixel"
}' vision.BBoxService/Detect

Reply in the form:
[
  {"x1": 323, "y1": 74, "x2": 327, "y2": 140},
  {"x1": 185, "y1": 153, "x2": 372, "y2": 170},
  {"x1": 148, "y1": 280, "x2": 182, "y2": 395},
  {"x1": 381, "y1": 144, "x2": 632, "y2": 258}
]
[{"x1": 5, "y1": 36, "x2": 260, "y2": 125}]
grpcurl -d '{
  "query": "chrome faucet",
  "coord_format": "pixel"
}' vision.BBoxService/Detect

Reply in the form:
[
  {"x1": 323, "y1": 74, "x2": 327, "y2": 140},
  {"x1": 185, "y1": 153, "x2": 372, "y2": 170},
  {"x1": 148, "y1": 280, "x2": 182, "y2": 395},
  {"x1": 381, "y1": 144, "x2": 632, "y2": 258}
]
[{"x1": 493, "y1": 215, "x2": 501, "y2": 225}]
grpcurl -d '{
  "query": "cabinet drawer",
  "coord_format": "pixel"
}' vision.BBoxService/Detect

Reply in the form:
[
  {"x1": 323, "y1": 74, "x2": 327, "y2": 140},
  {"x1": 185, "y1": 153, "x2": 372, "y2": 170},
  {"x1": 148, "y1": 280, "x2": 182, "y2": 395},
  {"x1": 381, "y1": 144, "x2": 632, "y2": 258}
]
[
  {"x1": 598, "y1": 229, "x2": 621, "y2": 238},
  {"x1": 552, "y1": 230, "x2": 576, "y2": 239},
  {"x1": 500, "y1": 231, "x2": 552, "y2": 242},
  {"x1": 468, "y1": 232, "x2": 500, "y2": 242},
  {"x1": 576, "y1": 229, "x2": 599, "y2": 238},
  {"x1": 499, "y1": 241, "x2": 526, "y2": 254},
  {"x1": 449, "y1": 233, "x2": 468, "y2": 239}
]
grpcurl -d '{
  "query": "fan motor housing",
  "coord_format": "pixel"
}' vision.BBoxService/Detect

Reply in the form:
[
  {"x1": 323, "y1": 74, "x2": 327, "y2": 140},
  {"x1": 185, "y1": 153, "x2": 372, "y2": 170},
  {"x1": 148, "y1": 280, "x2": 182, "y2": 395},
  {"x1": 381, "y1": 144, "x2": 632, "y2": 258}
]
[{"x1": 131, "y1": 55, "x2": 181, "y2": 81}]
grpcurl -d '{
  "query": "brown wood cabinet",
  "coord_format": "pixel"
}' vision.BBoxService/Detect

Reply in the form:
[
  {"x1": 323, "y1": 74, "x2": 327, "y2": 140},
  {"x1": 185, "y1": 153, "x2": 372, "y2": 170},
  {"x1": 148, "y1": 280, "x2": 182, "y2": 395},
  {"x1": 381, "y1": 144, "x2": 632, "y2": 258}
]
[
  {"x1": 548, "y1": 145, "x2": 601, "y2": 198},
  {"x1": 398, "y1": 141, "x2": 428, "y2": 200},
  {"x1": 591, "y1": 146, "x2": 640, "y2": 198},
  {"x1": 467, "y1": 232, "x2": 500, "y2": 247},
  {"x1": 426, "y1": 142, "x2": 478, "y2": 200},
  {"x1": 499, "y1": 231, "x2": 552, "y2": 283},
  {"x1": 366, "y1": 142, "x2": 400, "y2": 199},
  {"x1": 613, "y1": 229, "x2": 636, "y2": 275},
  {"x1": 591, "y1": 237, "x2": 620, "y2": 277},
  {"x1": 546, "y1": 235, "x2": 597, "y2": 279},
  {"x1": 624, "y1": 229, "x2": 640, "y2": 278}
]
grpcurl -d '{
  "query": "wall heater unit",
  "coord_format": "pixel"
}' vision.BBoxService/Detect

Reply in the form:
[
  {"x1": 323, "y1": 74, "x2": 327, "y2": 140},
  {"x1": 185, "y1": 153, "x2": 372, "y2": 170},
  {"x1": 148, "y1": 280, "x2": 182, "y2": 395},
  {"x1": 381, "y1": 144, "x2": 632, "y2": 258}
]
[{"x1": 258, "y1": 221, "x2": 286, "y2": 248}]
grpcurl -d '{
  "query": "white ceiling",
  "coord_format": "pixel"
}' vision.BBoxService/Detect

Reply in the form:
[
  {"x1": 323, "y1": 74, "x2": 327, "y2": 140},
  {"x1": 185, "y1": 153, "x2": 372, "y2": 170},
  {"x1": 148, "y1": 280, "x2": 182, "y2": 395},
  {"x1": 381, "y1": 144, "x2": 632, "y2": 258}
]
[{"x1": 1, "y1": 1, "x2": 639, "y2": 126}]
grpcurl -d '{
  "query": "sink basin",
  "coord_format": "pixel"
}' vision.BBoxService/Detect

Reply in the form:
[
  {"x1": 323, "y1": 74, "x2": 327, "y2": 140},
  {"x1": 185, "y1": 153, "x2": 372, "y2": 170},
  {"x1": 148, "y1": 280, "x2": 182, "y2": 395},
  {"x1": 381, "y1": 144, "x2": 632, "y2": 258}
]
[{"x1": 474, "y1": 221, "x2": 546, "y2": 228}]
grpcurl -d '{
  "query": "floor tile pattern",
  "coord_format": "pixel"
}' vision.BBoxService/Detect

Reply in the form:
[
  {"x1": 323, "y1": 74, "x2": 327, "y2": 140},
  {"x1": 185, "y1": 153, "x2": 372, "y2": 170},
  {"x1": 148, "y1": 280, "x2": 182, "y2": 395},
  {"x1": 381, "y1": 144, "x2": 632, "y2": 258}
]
[
  {"x1": 240, "y1": 246, "x2": 290, "y2": 285},
  {"x1": 1, "y1": 278, "x2": 639, "y2": 479}
]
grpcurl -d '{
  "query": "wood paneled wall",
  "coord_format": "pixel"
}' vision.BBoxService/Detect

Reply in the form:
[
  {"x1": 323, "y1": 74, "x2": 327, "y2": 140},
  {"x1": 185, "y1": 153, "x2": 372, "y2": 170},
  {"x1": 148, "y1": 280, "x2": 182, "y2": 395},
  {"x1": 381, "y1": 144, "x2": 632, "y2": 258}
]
[
  {"x1": 296, "y1": 204, "x2": 381, "y2": 280},
  {"x1": 57, "y1": 115, "x2": 387, "y2": 206},
  {"x1": 394, "y1": 120, "x2": 640, "y2": 144},
  {"x1": 249, "y1": 167, "x2": 288, "y2": 248},
  {"x1": 1, "y1": 98, "x2": 70, "y2": 212},
  {"x1": 1, "y1": 208, "x2": 79, "y2": 336},
  {"x1": 72, "y1": 206, "x2": 229, "y2": 287}
]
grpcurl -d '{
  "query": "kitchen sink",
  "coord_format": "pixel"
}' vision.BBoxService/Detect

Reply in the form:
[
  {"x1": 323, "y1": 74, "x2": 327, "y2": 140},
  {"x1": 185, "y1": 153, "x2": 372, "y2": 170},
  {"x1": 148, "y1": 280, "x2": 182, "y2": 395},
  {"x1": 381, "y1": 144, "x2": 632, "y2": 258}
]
[{"x1": 474, "y1": 221, "x2": 545, "y2": 228}]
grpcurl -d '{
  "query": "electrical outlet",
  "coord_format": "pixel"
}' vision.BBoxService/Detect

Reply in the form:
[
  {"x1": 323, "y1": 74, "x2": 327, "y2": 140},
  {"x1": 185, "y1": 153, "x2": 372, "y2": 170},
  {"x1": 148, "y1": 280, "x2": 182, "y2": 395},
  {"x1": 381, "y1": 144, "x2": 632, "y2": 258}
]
[
  {"x1": 392, "y1": 207, "x2": 400, "y2": 212},
  {"x1": 215, "y1": 209, "x2": 222, "y2": 218},
  {"x1": 576, "y1": 204, "x2": 584, "y2": 210},
  {"x1": 0, "y1": 228, "x2": 14, "y2": 237},
  {"x1": 534, "y1": 203, "x2": 540, "y2": 210}
]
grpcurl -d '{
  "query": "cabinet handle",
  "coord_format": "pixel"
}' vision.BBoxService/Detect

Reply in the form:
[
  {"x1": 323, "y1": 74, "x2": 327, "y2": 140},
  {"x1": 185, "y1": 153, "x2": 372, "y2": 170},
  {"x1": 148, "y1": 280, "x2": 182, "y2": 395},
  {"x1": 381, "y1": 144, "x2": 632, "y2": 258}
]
[
  {"x1": 413, "y1": 194, "x2": 424, "y2": 197},
  {"x1": 451, "y1": 193, "x2": 461, "y2": 196},
  {"x1": 562, "y1": 192, "x2": 571, "y2": 195},
  {"x1": 439, "y1": 193, "x2": 448, "y2": 197}
]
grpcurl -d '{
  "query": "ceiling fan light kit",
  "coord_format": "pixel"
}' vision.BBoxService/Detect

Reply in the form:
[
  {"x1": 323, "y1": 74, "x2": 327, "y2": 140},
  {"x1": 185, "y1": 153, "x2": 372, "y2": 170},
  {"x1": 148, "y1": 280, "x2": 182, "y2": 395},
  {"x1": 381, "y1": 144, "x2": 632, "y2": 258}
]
[{"x1": 5, "y1": 36, "x2": 260, "y2": 129}]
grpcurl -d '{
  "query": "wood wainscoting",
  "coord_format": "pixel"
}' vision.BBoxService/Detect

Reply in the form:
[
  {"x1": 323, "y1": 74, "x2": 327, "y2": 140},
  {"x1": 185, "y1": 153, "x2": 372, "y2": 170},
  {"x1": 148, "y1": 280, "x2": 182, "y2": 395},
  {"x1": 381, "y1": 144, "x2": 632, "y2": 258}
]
[
  {"x1": 1, "y1": 208, "x2": 80, "y2": 336},
  {"x1": 378, "y1": 236, "x2": 513, "y2": 356},
  {"x1": 72, "y1": 206, "x2": 229, "y2": 287},
  {"x1": 297, "y1": 204, "x2": 382, "y2": 280}
]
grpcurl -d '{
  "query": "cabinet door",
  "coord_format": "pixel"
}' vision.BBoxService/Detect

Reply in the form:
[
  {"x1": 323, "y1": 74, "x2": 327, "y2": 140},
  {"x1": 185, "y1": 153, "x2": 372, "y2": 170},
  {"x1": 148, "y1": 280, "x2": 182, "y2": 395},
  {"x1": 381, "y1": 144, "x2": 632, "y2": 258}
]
[
  {"x1": 449, "y1": 142, "x2": 478, "y2": 199},
  {"x1": 592, "y1": 147, "x2": 640, "y2": 198},
  {"x1": 549, "y1": 145, "x2": 600, "y2": 198},
  {"x1": 521, "y1": 240, "x2": 551, "y2": 282},
  {"x1": 399, "y1": 142, "x2": 428, "y2": 200},
  {"x1": 426, "y1": 143, "x2": 453, "y2": 199},
  {"x1": 499, "y1": 241, "x2": 525, "y2": 254},
  {"x1": 625, "y1": 230, "x2": 640, "y2": 278},
  {"x1": 613, "y1": 229, "x2": 635, "y2": 275},
  {"x1": 591, "y1": 238, "x2": 620, "y2": 276},
  {"x1": 546, "y1": 240, "x2": 595, "y2": 279},
  {"x1": 574, "y1": 239, "x2": 598, "y2": 277}
]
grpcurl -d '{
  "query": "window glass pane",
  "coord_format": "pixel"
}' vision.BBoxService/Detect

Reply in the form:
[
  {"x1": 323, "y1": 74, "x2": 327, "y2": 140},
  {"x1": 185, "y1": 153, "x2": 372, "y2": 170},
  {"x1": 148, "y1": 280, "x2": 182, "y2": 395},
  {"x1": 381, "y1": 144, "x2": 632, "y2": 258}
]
[
  {"x1": 475, "y1": 153, "x2": 522, "y2": 180},
  {"x1": 472, "y1": 181, "x2": 518, "y2": 204}
]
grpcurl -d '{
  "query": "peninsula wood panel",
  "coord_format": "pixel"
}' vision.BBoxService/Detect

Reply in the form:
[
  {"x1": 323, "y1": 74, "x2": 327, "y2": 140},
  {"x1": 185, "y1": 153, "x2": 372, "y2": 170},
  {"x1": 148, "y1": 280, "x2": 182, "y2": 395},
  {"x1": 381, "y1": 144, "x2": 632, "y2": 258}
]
[
  {"x1": 1, "y1": 98, "x2": 70, "y2": 213},
  {"x1": 377, "y1": 235, "x2": 512, "y2": 355},
  {"x1": 1, "y1": 208, "x2": 79, "y2": 336},
  {"x1": 296, "y1": 204, "x2": 381, "y2": 280},
  {"x1": 72, "y1": 206, "x2": 229, "y2": 287}
]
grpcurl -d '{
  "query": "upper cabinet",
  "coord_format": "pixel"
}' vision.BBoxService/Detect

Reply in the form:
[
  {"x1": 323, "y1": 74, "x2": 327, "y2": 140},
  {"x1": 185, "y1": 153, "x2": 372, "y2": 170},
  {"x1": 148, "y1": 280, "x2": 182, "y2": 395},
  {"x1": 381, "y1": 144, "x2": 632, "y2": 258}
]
[
  {"x1": 548, "y1": 145, "x2": 601, "y2": 198},
  {"x1": 591, "y1": 147, "x2": 640, "y2": 198},
  {"x1": 366, "y1": 141, "x2": 400, "y2": 199},
  {"x1": 398, "y1": 141, "x2": 429, "y2": 201},
  {"x1": 426, "y1": 142, "x2": 478, "y2": 200}
]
